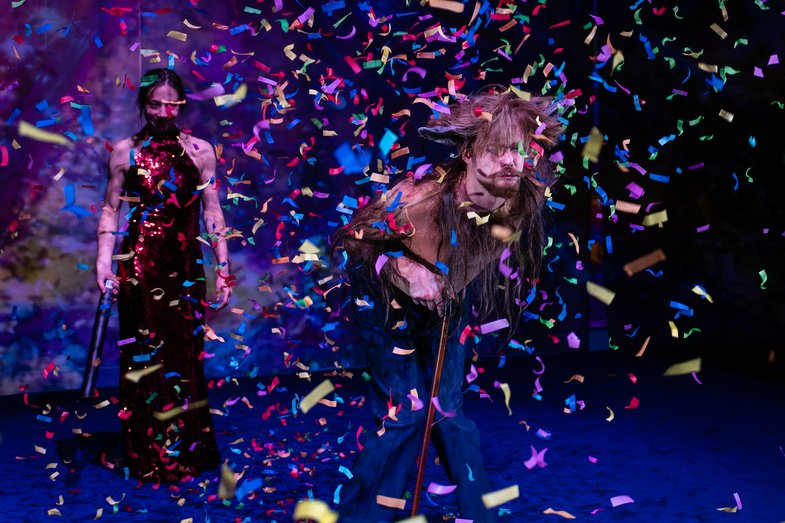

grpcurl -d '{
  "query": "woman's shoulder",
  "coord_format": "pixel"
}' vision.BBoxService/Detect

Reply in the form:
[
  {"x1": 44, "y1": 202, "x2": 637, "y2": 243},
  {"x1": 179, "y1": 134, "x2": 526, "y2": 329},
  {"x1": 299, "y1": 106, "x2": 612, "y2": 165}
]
[{"x1": 179, "y1": 133, "x2": 212, "y2": 158}]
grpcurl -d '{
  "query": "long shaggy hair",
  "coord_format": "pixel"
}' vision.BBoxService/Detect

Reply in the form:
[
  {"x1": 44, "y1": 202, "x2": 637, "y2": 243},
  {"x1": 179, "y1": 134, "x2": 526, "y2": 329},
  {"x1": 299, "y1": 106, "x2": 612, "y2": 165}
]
[{"x1": 334, "y1": 88, "x2": 565, "y2": 332}]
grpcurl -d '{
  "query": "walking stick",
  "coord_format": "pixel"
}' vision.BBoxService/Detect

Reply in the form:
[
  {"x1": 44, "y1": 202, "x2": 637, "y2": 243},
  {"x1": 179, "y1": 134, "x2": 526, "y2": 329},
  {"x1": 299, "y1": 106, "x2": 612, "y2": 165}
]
[
  {"x1": 81, "y1": 279, "x2": 114, "y2": 398},
  {"x1": 411, "y1": 299, "x2": 453, "y2": 516}
]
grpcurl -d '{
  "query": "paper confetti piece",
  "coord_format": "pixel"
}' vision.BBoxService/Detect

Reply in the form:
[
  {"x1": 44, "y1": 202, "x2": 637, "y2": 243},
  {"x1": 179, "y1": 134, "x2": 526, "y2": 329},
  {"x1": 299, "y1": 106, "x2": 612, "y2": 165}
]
[
  {"x1": 18, "y1": 120, "x2": 74, "y2": 148},
  {"x1": 427, "y1": 482, "x2": 458, "y2": 495},
  {"x1": 218, "y1": 464, "x2": 236, "y2": 500},
  {"x1": 759, "y1": 269, "x2": 767, "y2": 289},
  {"x1": 153, "y1": 399, "x2": 208, "y2": 421},
  {"x1": 292, "y1": 499, "x2": 338, "y2": 523},
  {"x1": 494, "y1": 381, "x2": 513, "y2": 416},
  {"x1": 642, "y1": 210, "x2": 668, "y2": 227},
  {"x1": 427, "y1": 0, "x2": 465, "y2": 12},
  {"x1": 376, "y1": 495, "x2": 406, "y2": 510},
  {"x1": 623, "y1": 249, "x2": 666, "y2": 276},
  {"x1": 394, "y1": 517, "x2": 427, "y2": 523},
  {"x1": 482, "y1": 485, "x2": 520, "y2": 508},
  {"x1": 663, "y1": 358, "x2": 701, "y2": 376},
  {"x1": 605, "y1": 406, "x2": 615, "y2": 421},
  {"x1": 479, "y1": 318, "x2": 510, "y2": 334},
  {"x1": 123, "y1": 363, "x2": 163, "y2": 383},
  {"x1": 610, "y1": 495, "x2": 635, "y2": 507},
  {"x1": 392, "y1": 346, "x2": 415, "y2": 356},
  {"x1": 300, "y1": 379, "x2": 335, "y2": 414},
  {"x1": 586, "y1": 281, "x2": 615, "y2": 305},
  {"x1": 543, "y1": 507, "x2": 576, "y2": 519}
]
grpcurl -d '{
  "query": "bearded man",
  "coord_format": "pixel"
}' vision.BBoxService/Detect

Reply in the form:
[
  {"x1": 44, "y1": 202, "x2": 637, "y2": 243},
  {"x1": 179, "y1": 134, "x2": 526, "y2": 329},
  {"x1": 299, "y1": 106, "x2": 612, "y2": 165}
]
[{"x1": 333, "y1": 88, "x2": 565, "y2": 523}]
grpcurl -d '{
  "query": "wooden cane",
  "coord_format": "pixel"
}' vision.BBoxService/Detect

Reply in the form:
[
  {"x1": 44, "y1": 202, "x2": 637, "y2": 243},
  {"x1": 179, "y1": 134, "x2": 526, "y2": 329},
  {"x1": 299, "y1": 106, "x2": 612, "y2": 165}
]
[{"x1": 411, "y1": 299, "x2": 453, "y2": 516}]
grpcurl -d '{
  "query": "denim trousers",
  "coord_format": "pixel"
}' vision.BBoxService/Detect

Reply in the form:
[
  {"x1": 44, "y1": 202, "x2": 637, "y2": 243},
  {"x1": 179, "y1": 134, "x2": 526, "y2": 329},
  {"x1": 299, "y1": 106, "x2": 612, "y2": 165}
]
[{"x1": 337, "y1": 265, "x2": 498, "y2": 523}]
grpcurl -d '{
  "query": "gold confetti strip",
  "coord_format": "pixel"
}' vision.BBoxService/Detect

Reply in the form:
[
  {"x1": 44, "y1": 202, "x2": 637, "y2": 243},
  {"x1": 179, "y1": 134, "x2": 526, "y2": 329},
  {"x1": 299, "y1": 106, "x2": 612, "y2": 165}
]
[
  {"x1": 167, "y1": 30, "x2": 188, "y2": 41},
  {"x1": 482, "y1": 485, "x2": 520, "y2": 508},
  {"x1": 606, "y1": 406, "x2": 615, "y2": 422},
  {"x1": 47, "y1": 509, "x2": 62, "y2": 516},
  {"x1": 94, "y1": 508, "x2": 103, "y2": 520},
  {"x1": 718, "y1": 109, "x2": 734, "y2": 122},
  {"x1": 300, "y1": 380, "x2": 335, "y2": 414},
  {"x1": 392, "y1": 346, "x2": 415, "y2": 356},
  {"x1": 124, "y1": 364, "x2": 163, "y2": 384},
  {"x1": 642, "y1": 210, "x2": 668, "y2": 227},
  {"x1": 581, "y1": 126, "x2": 603, "y2": 163},
  {"x1": 709, "y1": 22, "x2": 728, "y2": 39},
  {"x1": 153, "y1": 399, "x2": 208, "y2": 421},
  {"x1": 394, "y1": 517, "x2": 427, "y2": 523},
  {"x1": 292, "y1": 499, "x2": 338, "y2": 523},
  {"x1": 586, "y1": 281, "x2": 615, "y2": 305},
  {"x1": 18, "y1": 120, "x2": 74, "y2": 148},
  {"x1": 218, "y1": 464, "x2": 237, "y2": 500},
  {"x1": 93, "y1": 399, "x2": 111, "y2": 409},
  {"x1": 106, "y1": 494, "x2": 125, "y2": 505},
  {"x1": 663, "y1": 358, "x2": 701, "y2": 376}
]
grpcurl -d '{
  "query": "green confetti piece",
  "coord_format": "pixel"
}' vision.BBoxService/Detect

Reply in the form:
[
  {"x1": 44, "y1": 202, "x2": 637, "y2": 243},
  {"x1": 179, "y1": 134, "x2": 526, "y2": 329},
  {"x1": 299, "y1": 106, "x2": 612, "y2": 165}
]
[
  {"x1": 759, "y1": 270, "x2": 767, "y2": 289},
  {"x1": 608, "y1": 338, "x2": 619, "y2": 351},
  {"x1": 683, "y1": 328, "x2": 702, "y2": 338},
  {"x1": 563, "y1": 277, "x2": 578, "y2": 285},
  {"x1": 745, "y1": 168, "x2": 753, "y2": 183}
]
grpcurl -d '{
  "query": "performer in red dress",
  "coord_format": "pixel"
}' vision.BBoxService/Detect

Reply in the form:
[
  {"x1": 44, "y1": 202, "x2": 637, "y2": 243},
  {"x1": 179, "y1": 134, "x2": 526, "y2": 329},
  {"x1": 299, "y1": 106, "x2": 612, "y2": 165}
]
[{"x1": 95, "y1": 68, "x2": 232, "y2": 483}]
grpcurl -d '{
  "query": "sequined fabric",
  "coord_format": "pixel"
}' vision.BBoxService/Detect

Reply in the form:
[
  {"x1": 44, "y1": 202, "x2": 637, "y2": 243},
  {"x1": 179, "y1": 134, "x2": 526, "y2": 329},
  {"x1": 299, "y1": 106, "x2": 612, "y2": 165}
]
[{"x1": 116, "y1": 128, "x2": 220, "y2": 483}]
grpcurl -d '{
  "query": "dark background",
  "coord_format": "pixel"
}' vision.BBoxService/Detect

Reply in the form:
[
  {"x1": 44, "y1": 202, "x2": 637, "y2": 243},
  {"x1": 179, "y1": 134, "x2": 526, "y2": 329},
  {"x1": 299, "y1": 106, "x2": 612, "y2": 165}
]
[{"x1": 1, "y1": 0, "x2": 783, "y2": 395}]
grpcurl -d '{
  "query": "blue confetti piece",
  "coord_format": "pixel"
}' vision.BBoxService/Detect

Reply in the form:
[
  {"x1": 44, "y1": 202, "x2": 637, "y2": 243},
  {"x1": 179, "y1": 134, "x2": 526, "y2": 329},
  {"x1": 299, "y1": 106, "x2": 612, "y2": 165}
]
[
  {"x1": 378, "y1": 128, "x2": 398, "y2": 158},
  {"x1": 333, "y1": 484, "x2": 342, "y2": 505}
]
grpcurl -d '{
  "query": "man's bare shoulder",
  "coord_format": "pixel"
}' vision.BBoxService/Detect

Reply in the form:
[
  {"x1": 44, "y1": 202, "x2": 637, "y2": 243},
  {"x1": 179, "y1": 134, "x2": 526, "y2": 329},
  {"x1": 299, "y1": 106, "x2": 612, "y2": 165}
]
[{"x1": 387, "y1": 176, "x2": 442, "y2": 209}]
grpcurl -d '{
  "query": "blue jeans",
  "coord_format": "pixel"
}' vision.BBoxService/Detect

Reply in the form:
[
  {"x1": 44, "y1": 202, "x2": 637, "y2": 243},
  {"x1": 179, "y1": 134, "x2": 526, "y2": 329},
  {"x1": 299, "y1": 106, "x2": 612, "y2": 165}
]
[{"x1": 337, "y1": 265, "x2": 498, "y2": 523}]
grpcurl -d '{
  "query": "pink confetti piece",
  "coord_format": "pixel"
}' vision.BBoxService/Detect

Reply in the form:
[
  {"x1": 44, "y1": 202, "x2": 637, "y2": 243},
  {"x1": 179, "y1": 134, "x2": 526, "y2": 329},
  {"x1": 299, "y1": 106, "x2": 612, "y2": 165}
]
[
  {"x1": 406, "y1": 392, "x2": 424, "y2": 411},
  {"x1": 696, "y1": 224, "x2": 711, "y2": 233},
  {"x1": 624, "y1": 396, "x2": 640, "y2": 409},
  {"x1": 431, "y1": 397, "x2": 456, "y2": 418},
  {"x1": 691, "y1": 371, "x2": 703, "y2": 385},
  {"x1": 535, "y1": 428, "x2": 551, "y2": 440},
  {"x1": 375, "y1": 254, "x2": 388, "y2": 275},
  {"x1": 567, "y1": 332, "x2": 580, "y2": 349},
  {"x1": 610, "y1": 495, "x2": 635, "y2": 507},
  {"x1": 733, "y1": 492, "x2": 742, "y2": 510},
  {"x1": 754, "y1": 66, "x2": 764, "y2": 78},
  {"x1": 523, "y1": 445, "x2": 549, "y2": 469},
  {"x1": 479, "y1": 318, "x2": 509, "y2": 334},
  {"x1": 465, "y1": 364, "x2": 478, "y2": 384},
  {"x1": 768, "y1": 54, "x2": 779, "y2": 65},
  {"x1": 427, "y1": 482, "x2": 458, "y2": 495},
  {"x1": 588, "y1": 455, "x2": 599, "y2": 463}
]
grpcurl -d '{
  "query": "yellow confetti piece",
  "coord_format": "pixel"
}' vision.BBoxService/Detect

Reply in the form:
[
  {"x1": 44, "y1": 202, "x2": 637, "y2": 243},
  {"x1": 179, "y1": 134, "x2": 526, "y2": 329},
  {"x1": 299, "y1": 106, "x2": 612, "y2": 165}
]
[
  {"x1": 691, "y1": 285, "x2": 714, "y2": 303},
  {"x1": 300, "y1": 380, "x2": 335, "y2": 414},
  {"x1": 482, "y1": 484, "x2": 519, "y2": 509},
  {"x1": 375, "y1": 495, "x2": 406, "y2": 510},
  {"x1": 18, "y1": 121, "x2": 74, "y2": 148},
  {"x1": 581, "y1": 126, "x2": 603, "y2": 163},
  {"x1": 716, "y1": 506, "x2": 738, "y2": 513},
  {"x1": 124, "y1": 363, "x2": 163, "y2": 384},
  {"x1": 111, "y1": 251, "x2": 135, "y2": 261},
  {"x1": 642, "y1": 210, "x2": 668, "y2": 227},
  {"x1": 47, "y1": 508, "x2": 62, "y2": 516},
  {"x1": 543, "y1": 507, "x2": 577, "y2": 519},
  {"x1": 586, "y1": 281, "x2": 615, "y2": 305},
  {"x1": 34, "y1": 444, "x2": 47, "y2": 454},
  {"x1": 668, "y1": 320, "x2": 679, "y2": 338},
  {"x1": 663, "y1": 358, "x2": 701, "y2": 376},
  {"x1": 153, "y1": 399, "x2": 208, "y2": 421},
  {"x1": 93, "y1": 508, "x2": 103, "y2": 520},
  {"x1": 106, "y1": 493, "x2": 125, "y2": 505},
  {"x1": 93, "y1": 399, "x2": 111, "y2": 409},
  {"x1": 218, "y1": 464, "x2": 236, "y2": 500},
  {"x1": 183, "y1": 19, "x2": 202, "y2": 29},
  {"x1": 497, "y1": 382, "x2": 512, "y2": 416},
  {"x1": 53, "y1": 167, "x2": 65, "y2": 181},
  {"x1": 214, "y1": 83, "x2": 247, "y2": 108},
  {"x1": 167, "y1": 30, "x2": 188, "y2": 41},
  {"x1": 292, "y1": 499, "x2": 338, "y2": 523},
  {"x1": 392, "y1": 346, "x2": 415, "y2": 356},
  {"x1": 605, "y1": 406, "x2": 615, "y2": 421},
  {"x1": 395, "y1": 517, "x2": 427, "y2": 523},
  {"x1": 718, "y1": 109, "x2": 734, "y2": 122}
]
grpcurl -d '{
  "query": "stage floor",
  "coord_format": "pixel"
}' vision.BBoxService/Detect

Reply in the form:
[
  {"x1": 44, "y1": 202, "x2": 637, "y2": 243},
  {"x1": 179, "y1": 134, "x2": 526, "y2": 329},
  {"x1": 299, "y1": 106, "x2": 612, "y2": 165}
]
[{"x1": 1, "y1": 350, "x2": 783, "y2": 522}]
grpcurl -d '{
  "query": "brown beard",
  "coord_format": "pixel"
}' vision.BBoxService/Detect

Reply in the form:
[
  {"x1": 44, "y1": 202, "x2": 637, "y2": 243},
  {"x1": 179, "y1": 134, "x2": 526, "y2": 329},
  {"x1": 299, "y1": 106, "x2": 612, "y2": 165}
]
[{"x1": 477, "y1": 168, "x2": 523, "y2": 199}]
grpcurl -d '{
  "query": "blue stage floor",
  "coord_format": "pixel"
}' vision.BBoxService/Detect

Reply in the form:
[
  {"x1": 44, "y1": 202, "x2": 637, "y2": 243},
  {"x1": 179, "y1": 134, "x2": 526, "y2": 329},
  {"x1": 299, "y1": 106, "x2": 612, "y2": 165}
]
[{"x1": 1, "y1": 349, "x2": 783, "y2": 522}]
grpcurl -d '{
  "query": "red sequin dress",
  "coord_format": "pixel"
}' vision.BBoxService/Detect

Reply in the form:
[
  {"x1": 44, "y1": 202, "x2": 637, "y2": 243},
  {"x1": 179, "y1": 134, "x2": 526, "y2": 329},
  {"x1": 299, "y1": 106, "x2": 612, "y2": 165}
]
[{"x1": 116, "y1": 128, "x2": 220, "y2": 483}]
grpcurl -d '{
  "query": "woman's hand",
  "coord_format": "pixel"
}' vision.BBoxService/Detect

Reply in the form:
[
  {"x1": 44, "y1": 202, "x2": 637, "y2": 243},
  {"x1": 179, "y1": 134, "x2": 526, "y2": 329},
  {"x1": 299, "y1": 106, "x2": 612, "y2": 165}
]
[
  {"x1": 393, "y1": 257, "x2": 454, "y2": 316},
  {"x1": 96, "y1": 259, "x2": 118, "y2": 295},
  {"x1": 214, "y1": 270, "x2": 233, "y2": 310}
]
